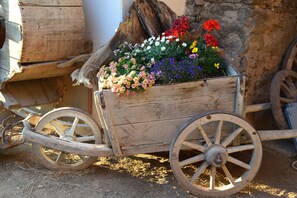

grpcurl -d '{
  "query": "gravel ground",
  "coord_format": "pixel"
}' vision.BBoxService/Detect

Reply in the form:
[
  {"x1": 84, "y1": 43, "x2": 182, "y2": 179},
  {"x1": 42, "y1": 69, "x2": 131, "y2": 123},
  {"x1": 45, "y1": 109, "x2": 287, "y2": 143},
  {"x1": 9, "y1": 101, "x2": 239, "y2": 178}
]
[{"x1": 0, "y1": 142, "x2": 297, "y2": 198}]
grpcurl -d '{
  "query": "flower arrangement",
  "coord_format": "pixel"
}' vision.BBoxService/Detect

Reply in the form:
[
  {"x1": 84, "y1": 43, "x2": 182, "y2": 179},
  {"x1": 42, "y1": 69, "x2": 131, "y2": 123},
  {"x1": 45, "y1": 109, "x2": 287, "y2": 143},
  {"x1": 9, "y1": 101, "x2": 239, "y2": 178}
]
[{"x1": 98, "y1": 17, "x2": 223, "y2": 95}]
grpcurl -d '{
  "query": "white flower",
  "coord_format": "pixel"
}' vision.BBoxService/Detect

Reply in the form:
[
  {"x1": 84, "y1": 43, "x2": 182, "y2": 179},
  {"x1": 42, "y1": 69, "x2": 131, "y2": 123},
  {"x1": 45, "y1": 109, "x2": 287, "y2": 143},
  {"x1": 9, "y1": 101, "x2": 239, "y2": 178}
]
[
  {"x1": 182, "y1": 43, "x2": 187, "y2": 47},
  {"x1": 157, "y1": 36, "x2": 160, "y2": 41},
  {"x1": 161, "y1": 37, "x2": 166, "y2": 42},
  {"x1": 167, "y1": 35, "x2": 173, "y2": 40},
  {"x1": 151, "y1": 58, "x2": 156, "y2": 64},
  {"x1": 141, "y1": 43, "x2": 145, "y2": 48},
  {"x1": 144, "y1": 39, "x2": 148, "y2": 43},
  {"x1": 176, "y1": 38, "x2": 180, "y2": 42},
  {"x1": 155, "y1": 41, "x2": 160, "y2": 46},
  {"x1": 166, "y1": 40, "x2": 170, "y2": 44},
  {"x1": 161, "y1": 46, "x2": 166, "y2": 51},
  {"x1": 147, "y1": 46, "x2": 151, "y2": 50}
]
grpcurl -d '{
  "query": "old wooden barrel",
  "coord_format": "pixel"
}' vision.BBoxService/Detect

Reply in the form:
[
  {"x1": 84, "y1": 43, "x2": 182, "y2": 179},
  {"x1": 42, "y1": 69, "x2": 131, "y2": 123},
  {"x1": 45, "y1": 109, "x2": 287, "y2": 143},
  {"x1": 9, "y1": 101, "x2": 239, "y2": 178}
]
[{"x1": 0, "y1": 0, "x2": 88, "y2": 82}]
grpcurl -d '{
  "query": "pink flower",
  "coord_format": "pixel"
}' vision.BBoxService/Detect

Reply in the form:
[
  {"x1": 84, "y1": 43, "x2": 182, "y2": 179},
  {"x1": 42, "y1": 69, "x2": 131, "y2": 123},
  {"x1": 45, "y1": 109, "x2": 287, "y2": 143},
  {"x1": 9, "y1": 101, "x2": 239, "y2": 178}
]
[{"x1": 189, "y1": 54, "x2": 199, "y2": 59}]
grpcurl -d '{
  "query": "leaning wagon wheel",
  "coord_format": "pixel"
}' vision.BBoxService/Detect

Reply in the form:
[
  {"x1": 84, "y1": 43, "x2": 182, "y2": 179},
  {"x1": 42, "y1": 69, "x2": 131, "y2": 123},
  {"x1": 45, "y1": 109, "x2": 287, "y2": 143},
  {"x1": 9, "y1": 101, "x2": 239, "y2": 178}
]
[
  {"x1": 270, "y1": 70, "x2": 297, "y2": 129},
  {"x1": 32, "y1": 107, "x2": 102, "y2": 171},
  {"x1": 281, "y1": 37, "x2": 297, "y2": 71},
  {"x1": 170, "y1": 112, "x2": 262, "y2": 197}
]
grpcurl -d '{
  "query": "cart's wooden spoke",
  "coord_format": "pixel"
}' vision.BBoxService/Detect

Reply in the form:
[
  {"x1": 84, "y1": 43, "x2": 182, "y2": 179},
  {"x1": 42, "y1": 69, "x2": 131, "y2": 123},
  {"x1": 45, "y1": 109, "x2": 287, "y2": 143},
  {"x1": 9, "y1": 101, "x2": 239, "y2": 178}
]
[
  {"x1": 215, "y1": 120, "x2": 223, "y2": 144},
  {"x1": 210, "y1": 166, "x2": 216, "y2": 191},
  {"x1": 281, "y1": 82, "x2": 295, "y2": 98},
  {"x1": 180, "y1": 154, "x2": 205, "y2": 167},
  {"x1": 280, "y1": 97, "x2": 294, "y2": 104},
  {"x1": 228, "y1": 156, "x2": 251, "y2": 170},
  {"x1": 182, "y1": 141, "x2": 206, "y2": 152},
  {"x1": 49, "y1": 121, "x2": 65, "y2": 136},
  {"x1": 226, "y1": 144, "x2": 255, "y2": 154},
  {"x1": 222, "y1": 127, "x2": 243, "y2": 147},
  {"x1": 197, "y1": 125, "x2": 212, "y2": 146},
  {"x1": 222, "y1": 165, "x2": 235, "y2": 186},
  {"x1": 190, "y1": 161, "x2": 208, "y2": 184},
  {"x1": 68, "y1": 117, "x2": 79, "y2": 136},
  {"x1": 285, "y1": 77, "x2": 297, "y2": 95},
  {"x1": 55, "y1": 152, "x2": 64, "y2": 164},
  {"x1": 76, "y1": 136, "x2": 96, "y2": 142}
]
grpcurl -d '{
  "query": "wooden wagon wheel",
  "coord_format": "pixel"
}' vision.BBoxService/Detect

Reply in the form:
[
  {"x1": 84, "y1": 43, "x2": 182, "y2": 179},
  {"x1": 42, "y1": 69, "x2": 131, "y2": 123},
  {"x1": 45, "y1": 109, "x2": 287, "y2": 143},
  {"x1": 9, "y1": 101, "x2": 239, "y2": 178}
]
[
  {"x1": 281, "y1": 37, "x2": 297, "y2": 71},
  {"x1": 270, "y1": 70, "x2": 297, "y2": 129},
  {"x1": 32, "y1": 107, "x2": 102, "y2": 171},
  {"x1": 170, "y1": 112, "x2": 262, "y2": 197}
]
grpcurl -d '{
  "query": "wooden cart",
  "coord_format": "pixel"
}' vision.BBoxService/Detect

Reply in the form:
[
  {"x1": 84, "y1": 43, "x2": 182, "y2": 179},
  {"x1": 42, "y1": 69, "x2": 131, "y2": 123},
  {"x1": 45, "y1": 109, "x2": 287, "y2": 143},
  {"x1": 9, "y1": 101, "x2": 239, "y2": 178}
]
[{"x1": 21, "y1": 53, "x2": 297, "y2": 197}]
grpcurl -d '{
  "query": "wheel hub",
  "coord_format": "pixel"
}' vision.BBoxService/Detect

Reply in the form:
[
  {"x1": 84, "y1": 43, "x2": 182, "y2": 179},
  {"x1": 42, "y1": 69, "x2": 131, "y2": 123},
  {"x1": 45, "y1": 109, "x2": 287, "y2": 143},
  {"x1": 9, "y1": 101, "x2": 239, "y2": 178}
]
[
  {"x1": 206, "y1": 145, "x2": 228, "y2": 167},
  {"x1": 60, "y1": 129, "x2": 77, "y2": 141}
]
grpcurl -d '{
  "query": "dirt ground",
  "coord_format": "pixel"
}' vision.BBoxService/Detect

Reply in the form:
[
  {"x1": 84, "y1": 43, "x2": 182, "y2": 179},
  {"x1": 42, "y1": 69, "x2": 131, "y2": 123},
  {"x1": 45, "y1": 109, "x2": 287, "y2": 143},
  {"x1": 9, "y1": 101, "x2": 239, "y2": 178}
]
[{"x1": 0, "y1": 142, "x2": 297, "y2": 198}]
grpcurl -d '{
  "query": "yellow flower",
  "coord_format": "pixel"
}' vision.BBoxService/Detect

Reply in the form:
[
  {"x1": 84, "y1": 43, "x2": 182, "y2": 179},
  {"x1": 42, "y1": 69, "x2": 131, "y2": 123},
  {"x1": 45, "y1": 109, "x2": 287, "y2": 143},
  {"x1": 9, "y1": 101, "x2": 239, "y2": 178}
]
[
  {"x1": 192, "y1": 47, "x2": 198, "y2": 53},
  {"x1": 190, "y1": 40, "x2": 198, "y2": 49},
  {"x1": 212, "y1": 46, "x2": 218, "y2": 50},
  {"x1": 214, "y1": 63, "x2": 220, "y2": 69}
]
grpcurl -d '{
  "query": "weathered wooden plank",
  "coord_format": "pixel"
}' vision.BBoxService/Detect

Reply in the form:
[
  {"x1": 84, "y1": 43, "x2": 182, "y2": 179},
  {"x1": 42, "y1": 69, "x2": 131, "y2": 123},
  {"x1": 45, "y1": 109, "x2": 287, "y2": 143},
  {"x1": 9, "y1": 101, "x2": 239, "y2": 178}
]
[
  {"x1": 115, "y1": 117, "x2": 232, "y2": 147},
  {"x1": 121, "y1": 143, "x2": 170, "y2": 156},
  {"x1": 116, "y1": 118, "x2": 189, "y2": 147},
  {"x1": 103, "y1": 77, "x2": 237, "y2": 125},
  {"x1": 258, "y1": 129, "x2": 297, "y2": 141},
  {"x1": 0, "y1": 78, "x2": 61, "y2": 108},
  {"x1": 20, "y1": 6, "x2": 86, "y2": 63},
  {"x1": 19, "y1": 0, "x2": 82, "y2": 7},
  {"x1": 9, "y1": 62, "x2": 81, "y2": 82}
]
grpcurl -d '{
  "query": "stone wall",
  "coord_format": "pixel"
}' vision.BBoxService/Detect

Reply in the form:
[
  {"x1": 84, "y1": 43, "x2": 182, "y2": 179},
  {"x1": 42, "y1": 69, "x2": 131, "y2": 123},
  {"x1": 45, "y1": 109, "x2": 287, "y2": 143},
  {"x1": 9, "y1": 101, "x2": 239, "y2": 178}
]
[{"x1": 186, "y1": 0, "x2": 297, "y2": 106}]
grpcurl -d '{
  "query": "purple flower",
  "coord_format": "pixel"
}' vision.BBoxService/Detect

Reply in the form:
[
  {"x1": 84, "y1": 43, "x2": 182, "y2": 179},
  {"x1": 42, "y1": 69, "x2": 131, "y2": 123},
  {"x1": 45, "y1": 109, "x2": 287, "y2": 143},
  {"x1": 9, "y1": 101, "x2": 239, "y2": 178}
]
[{"x1": 189, "y1": 54, "x2": 199, "y2": 59}]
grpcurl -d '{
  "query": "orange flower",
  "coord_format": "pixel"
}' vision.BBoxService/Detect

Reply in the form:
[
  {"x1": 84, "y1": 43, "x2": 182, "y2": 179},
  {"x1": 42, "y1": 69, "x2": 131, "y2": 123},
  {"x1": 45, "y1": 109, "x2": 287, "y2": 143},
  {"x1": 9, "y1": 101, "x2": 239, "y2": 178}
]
[{"x1": 203, "y1": 20, "x2": 220, "y2": 32}]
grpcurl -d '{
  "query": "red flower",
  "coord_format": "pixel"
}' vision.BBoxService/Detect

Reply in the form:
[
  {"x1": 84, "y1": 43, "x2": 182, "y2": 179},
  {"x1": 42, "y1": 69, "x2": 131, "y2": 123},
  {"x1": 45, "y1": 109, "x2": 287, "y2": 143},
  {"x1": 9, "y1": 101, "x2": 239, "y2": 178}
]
[
  {"x1": 203, "y1": 20, "x2": 220, "y2": 32},
  {"x1": 204, "y1": 33, "x2": 219, "y2": 47},
  {"x1": 163, "y1": 16, "x2": 190, "y2": 39}
]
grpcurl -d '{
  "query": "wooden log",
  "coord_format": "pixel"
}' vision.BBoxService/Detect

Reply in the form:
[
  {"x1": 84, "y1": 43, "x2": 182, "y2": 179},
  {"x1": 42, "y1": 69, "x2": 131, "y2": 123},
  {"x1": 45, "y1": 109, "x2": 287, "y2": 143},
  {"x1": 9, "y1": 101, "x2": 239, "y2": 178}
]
[{"x1": 22, "y1": 124, "x2": 114, "y2": 157}]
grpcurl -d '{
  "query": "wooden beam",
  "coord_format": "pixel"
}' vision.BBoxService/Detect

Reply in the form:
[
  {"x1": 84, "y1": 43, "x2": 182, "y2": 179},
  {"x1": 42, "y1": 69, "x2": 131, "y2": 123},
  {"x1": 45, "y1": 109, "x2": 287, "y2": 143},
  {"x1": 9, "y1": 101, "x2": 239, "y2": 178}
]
[
  {"x1": 258, "y1": 129, "x2": 297, "y2": 141},
  {"x1": 245, "y1": 103, "x2": 271, "y2": 114}
]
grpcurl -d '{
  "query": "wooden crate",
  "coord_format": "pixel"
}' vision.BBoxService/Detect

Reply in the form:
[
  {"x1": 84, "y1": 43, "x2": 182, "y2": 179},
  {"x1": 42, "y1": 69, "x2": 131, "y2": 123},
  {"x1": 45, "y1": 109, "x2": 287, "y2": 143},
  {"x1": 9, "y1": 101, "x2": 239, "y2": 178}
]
[{"x1": 96, "y1": 63, "x2": 244, "y2": 156}]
